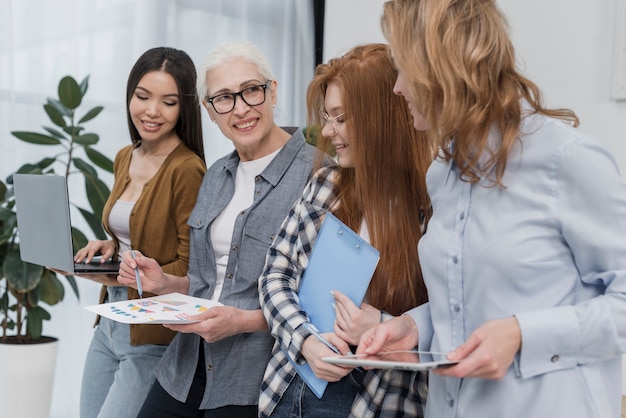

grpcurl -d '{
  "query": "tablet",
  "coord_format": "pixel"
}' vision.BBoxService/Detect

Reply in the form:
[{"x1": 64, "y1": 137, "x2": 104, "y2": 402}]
[{"x1": 322, "y1": 350, "x2": 458, "y2": 371}]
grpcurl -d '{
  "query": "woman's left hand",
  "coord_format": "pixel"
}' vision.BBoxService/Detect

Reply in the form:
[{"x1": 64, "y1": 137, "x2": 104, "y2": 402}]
[
  {"x1": 333, "y1": 290, "x2": 381, "y2": 345},
  {"x1": 433, "y1": 316, "x2": 522, "y2": 380}
]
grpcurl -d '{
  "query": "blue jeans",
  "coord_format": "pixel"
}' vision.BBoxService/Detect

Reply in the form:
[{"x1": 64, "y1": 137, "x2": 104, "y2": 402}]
[
  {"x1": 80, "y1": 287, "x2": 168, "y2": 418},
  {"x1": 271, "y1": 373, "x2": 361, "y2": 417}
]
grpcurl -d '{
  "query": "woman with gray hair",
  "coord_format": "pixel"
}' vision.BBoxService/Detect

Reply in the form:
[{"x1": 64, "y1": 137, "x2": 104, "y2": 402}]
[{"x1": 117, "y1": 40, "x2": 331, "y2": 417}]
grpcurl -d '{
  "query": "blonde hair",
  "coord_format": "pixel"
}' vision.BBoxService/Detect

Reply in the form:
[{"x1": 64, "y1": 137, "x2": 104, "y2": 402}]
[
  {"x1": 382, "y1": 0, "x2": 579, "y2": 186},
  {"x1": 307, "y1": 44, "x2": 433, "y2": 314}
]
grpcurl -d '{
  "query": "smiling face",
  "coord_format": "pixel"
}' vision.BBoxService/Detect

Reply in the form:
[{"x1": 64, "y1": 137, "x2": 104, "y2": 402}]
[
  {"x1": 203, "y1": 57, "x2": 278, "y2": 161},
  {"x1": 322, "y1": 81, "x2": 353, "y2": 168},
  {"x1": 129, "y1": 70, "x2": 181, "y2": 144}
]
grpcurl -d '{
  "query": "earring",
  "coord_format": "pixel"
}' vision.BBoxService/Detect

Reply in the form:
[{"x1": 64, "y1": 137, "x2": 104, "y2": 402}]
[{"x1": 272, "y1": 104, "x2": 276, "y2": 108}]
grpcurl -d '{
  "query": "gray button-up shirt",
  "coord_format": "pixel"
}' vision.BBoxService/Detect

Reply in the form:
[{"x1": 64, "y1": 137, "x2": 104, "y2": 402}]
[{"x1": 154, "y1": 127, "x2": 327, "y2": 410}]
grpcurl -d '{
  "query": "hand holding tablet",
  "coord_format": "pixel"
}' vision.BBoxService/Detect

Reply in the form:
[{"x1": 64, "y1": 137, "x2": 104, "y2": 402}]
[{"x1": 322, "y1": 350, "x2": 458, "y2": 371}]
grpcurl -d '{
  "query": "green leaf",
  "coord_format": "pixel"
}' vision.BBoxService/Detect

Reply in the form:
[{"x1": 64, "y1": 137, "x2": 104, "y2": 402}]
[
  {"x1": 0, "y1": 290, "x2": 8, "y2": 312},
  {"x1": 74, "y1": 133, "x2": 98, "y2": 146},
  {"x1": 44, "y1": 103, "x2": 68, "y2": 128},
  {"x1": 14, "y1": 163, "x2": 45, "y2": 175},
  {"x1": 78, "y1": 106, "x2": 103, "y2": 124},
  {"x1": 71, "y1": 226, "x2": 89, "y2": 252},
  {"x1": 47, "y1": 98, "x2": 72, "y2": 118},
  {"x1": 0, "y1": 181, "x2": 6, "y2": 201},
  {"x1": 25, "y1": 286, "x2": 40, "y2": 308},
  {"x1": 85, "y1": 147, "x2": 114, "y2": 173},
  {"x1": 84, "y1": 176, "x2": 110, "y2": 220},
  {"x1": 38, "y1": 270, "x2": 65, "y2": 306},
  {"x1": 3, "y1": 249, "x2": 43, "y2": 293},
  {"x1": 26, "y1": 306, "x2": 50, "y2": 340},
  {"x1": 43, "y1": 126, "x2": 68, "y2": 140},
  {"x1": 0, "y1": 207, "x2": 17, "y2": 240},
  {"x1": 62, "y1": 273, "x2": 80, "y2": 300},
  {"x1": 35, "y1": 157, "x2": 57, "y2": 170},
  {"x1": 73, "y1": 157, "x2": 98, "y2": 178},
  {"x1": 63, "y1": 126, "x2": 84, "y2": 137},
  {"x1": 77, "y1": 207, "x2": 107, "y2": 240},
  {"x1": 58, "y1": 76, "x2": 82, "y2": 110},
  {"x1": 79, "y1": 75, "x2": 90, "y2": 96},
  {"x1": 11, "y1": 131, "x2": 62, "y2": 145}
]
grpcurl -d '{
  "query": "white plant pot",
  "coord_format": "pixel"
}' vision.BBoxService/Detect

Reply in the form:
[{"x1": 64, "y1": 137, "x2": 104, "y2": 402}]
[{"x1": 0, "y1": 337, "x2": 59, "y2": 418}]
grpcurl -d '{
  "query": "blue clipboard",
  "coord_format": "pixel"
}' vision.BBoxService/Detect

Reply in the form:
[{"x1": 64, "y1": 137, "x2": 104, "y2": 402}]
[{"x1": 290, "y1": 212, "x2": 380, "y2": 398}]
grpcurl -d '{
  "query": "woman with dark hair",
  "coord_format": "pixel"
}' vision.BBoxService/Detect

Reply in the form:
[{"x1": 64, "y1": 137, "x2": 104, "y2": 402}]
[
  {"x1": 258, "y1": 43, "x2": 433, "y2": 417},
  {"x1": 73, "y1": 46, "x2": 206, "y2": 418}
]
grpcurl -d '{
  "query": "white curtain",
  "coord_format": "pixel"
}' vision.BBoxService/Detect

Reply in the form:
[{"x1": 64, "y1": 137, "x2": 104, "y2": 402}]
[
  {"x1": 1, "y1": 0, "x2": 315, "y2": 170},
  {"x1": 0, "y1": 1, "x2": 315, "y2": 417}
]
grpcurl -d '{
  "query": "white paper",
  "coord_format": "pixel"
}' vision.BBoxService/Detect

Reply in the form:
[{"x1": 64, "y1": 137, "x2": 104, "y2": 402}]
[{"x1": 84, "y1": 292, "x2": 222, "y2": 324}]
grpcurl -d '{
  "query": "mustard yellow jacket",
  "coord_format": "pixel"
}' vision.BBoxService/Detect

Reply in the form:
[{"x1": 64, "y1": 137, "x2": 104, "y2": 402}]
[{"x1": 98, "y1": 142, "x2": 206, "y2": 345}]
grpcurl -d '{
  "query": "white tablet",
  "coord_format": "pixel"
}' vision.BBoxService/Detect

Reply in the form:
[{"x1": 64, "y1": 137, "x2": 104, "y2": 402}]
[{"x1": 322, "y1": 350, "x2": 458, "y2": 371}]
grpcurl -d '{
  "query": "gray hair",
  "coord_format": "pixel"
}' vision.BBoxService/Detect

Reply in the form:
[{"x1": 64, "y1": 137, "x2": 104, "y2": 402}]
[{"x1": 197, "y1": 40, "x2": 276, "y2": 100}]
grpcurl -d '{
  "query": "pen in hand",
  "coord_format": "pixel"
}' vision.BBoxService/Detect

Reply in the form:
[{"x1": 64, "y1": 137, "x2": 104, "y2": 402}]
[
  {"x1": 131, "y1": 250, "x2": 142, "y2": 298},
  {"x1": 304, "y1": 323, "x2": 341, "y2": 354}
]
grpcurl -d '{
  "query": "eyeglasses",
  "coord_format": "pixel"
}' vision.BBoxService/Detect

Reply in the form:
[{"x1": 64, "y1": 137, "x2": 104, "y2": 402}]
[
  {"x1": 320, "y1": 111, "x2": 345, "y2": 134},
  {"x1": 205, "y1": 80, "x2": 271, "y2": 114}
]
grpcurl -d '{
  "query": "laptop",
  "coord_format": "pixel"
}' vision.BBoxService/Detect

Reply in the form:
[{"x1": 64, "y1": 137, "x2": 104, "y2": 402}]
[{"x1": 12, "y1": 173, "x2": 120, "y2": 274}]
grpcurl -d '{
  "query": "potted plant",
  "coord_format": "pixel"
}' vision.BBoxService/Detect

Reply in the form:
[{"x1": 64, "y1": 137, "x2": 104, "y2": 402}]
[{"x1": 0, "y1": 74, "x2": 114, "y2": 418}]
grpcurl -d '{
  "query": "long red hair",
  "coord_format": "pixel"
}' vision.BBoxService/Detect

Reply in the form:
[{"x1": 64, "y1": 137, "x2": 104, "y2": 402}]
[{"x1": 308, "y1": 44, "x2": 433, "y2": 315}]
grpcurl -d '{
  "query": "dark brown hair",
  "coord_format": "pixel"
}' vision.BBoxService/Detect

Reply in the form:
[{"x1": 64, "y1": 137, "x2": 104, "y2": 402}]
[{"x1": 126, "y1": 47, "x2": 205, "y2": 162}]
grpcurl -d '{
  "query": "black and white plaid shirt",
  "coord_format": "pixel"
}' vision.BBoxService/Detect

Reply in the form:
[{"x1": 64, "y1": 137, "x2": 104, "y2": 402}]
[{"x1": 258, "y1": 166, "x2": 427, "y2": 417}]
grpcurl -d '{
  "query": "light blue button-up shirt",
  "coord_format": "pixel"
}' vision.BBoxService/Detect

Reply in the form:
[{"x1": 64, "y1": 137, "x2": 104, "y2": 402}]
[{"x1": 410, "y1": 109, "x2": 626, "y2": 418}]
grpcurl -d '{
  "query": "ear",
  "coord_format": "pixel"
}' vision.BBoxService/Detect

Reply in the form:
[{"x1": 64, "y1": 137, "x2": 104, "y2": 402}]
[{"x1": 269, "y1": 79, "x2": 278, "y2": 107}]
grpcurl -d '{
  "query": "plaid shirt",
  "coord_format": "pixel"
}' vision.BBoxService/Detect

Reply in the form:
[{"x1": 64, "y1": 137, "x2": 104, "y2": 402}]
[{"x1": 258, "y1": 166, "x2": 427, "y2": 417}]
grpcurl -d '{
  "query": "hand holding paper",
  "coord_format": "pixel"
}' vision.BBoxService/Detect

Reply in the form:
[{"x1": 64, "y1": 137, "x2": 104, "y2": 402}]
[
  {"x1": 163, "y1": 304, "x2": 266, "y2": 343},
  {"x1": 84, "y1": 292, "x2": 222, "y2": 324}
]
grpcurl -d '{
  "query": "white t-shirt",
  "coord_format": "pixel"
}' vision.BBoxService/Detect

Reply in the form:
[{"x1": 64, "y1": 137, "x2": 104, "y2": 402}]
[{"x1": 210, "y1": 149, "x2": 280, "y2": 301}]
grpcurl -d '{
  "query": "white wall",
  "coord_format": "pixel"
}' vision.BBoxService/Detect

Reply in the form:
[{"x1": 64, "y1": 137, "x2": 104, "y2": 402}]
[{"x1": 325, "y1": 0, "x2": 626, "y2": 397}]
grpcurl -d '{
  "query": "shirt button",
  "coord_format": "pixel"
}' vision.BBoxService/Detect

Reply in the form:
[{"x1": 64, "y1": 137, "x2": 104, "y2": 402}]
[
  {"x1": 226, "y1": 273, "x2": 233, "y2": 279},
  {"x1": 239, "y1": 210, "x2": 245, "y2": 215},
  {"x1": 207, "y1": 364, "x2": 213, "y2": 371},
  {"x1": 453, "y1": 304, "x2": 461, "y2": 312},
  {"x1": 459, "y1": 212, "x2": 465, "y2": 220},
  {"x1": 550, "y1": 355, "x2": 560, "y2": 363},
  {"x1": 232, "y1": 245, "x2": 238, "y2": 251},
  {"x1": 452, "y1": 255, "x2": 458, "y2": 264},
  {"x1": 255, "y1": 190, "x2": 260, "y2": 195}
]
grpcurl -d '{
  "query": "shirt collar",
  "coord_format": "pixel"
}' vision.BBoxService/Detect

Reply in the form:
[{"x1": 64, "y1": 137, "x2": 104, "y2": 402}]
[{"x1": 222, "y1": 126, "x2": 306, "y2": 187}]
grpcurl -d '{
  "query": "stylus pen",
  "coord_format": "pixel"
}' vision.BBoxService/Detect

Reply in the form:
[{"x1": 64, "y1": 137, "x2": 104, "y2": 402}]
[
  {"x1": 131, "y1": 250, "x2": 142, "y2": 298},
  {"x1": 305, "y1": 323, "x2": 366, "y2": 373},
  {"x1": 304, "y1": 323, "x2": 341, "y2": 354}
]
